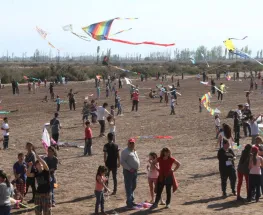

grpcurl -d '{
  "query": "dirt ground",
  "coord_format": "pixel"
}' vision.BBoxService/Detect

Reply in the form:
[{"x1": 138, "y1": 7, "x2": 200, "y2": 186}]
[{"x1": 1, "y1": 76, "x2": 263, "y2": 215}]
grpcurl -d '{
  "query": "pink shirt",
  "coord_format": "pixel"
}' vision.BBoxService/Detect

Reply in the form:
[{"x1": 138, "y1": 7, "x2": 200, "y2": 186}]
[
  {"x1": 132, "y1": 92, "x2": 139, "y2": 101},
  {"x1": 95, "y1": 175, "x2": 107, "y2": 191},
  {"x1": 148, "y1": 163, "x2": 159, "y2": 179},
  {"x1": 250, "y1": 157, "x2": 262, "y2": 175}
]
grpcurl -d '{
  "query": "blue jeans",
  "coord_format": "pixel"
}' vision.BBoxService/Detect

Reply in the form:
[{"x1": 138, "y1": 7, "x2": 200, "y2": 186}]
[
  {"x1": 0, "y1": 205, "x2": 11, "y2": 215},
  {"x1": 84, "y1": 138, "x2": 92, "y2": 155},
  {"x1": 95, "y1": 190, "x2": 104, "y2": 213},
  {"x1": 50, "y1": 175, "x2": 56, "y2": 204},
  {"x1": 123, "y1": 169, "x2": 137, "y2": 207}
]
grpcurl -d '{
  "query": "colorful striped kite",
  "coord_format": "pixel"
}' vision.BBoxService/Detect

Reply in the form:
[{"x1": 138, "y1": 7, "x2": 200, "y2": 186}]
[
  {"x1": 82, "y1": 17, "x2": 175, "y2": 47},
  {"x1": 201, "y1": 92, "x2": 220, "y2": 116}
]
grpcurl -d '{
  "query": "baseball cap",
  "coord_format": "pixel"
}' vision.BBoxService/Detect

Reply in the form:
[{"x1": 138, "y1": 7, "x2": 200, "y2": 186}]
[
  {"x1": 252, "y1": 146, "x2": 259, "y2": 153},
  {"x1": 128, "y1": 138, "x2": 136, "y2": 143},
  {"x1": 245, "y1": 103, "x2": 249, "y2": 107}
]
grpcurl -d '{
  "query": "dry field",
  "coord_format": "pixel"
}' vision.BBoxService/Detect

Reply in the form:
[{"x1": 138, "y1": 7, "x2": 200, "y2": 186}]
[{"x1": 1, "y1": 76, "x2": 262, "y2": 215}]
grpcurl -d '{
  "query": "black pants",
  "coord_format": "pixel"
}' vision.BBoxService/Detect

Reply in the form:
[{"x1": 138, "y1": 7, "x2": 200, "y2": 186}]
[
  {"x1": 160, "y1": 96, "x2": 163, "y2": 103},
  {"x1": 57, "y1": 104, "x2": 60, "y2": 112},
  {"x1": 154, "y1": 180, "x2": 172, "y2": 206},
  {"x1": 26, "y1": 177, "x2": 36, "y2": 200},
  {"x1": 170, "y1": 106, "x2": 175, "y2": 115},
  {"x1": 12, "y1": 87, "x2": 16, "y2": 95},
  {"x1": 132, "y1": 100, "x2": 138, "y2": 112},
  {"x1": 248, "y1": 174, "x2": 261, "y2": 201},
  {"x1": 69, "y1": 100, "x2": 75, "y2": 110},
  {"x1": 98, "y1": 120, "x2": 105, "y2": 135},
  {"x1": 3, "y1": 136, "x2": 9, "y2": 149},
  {"x1": 106, "y1": 167, "x2": 117, "y2": 192},
  {"x1": 52, "y1": 133, "x2": 60, "y2": 150},
  {"x1": 211, "y1": 86, "x2": 215, "y2": 94},
  {"x1": 243, "y1": 122, "x2": 251, "y2": 137},
  {"x1": 218, "y1": 92, "x2": 223, "y2": 100},
  {"x1": 220, "y1": 168, "x2": 236, "y2": 193},
  {"x1": 234, "y1": 129, "x2": 240, "y2": 146}
]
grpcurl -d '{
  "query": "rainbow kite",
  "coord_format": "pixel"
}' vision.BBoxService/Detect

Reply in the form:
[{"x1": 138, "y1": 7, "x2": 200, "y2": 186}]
[
  {"x1": 201, "y1": 92, "x2": 220, "y2": 116},
  {"x1": 82, "y1": 17, "x2": 175, "y2": 47}
]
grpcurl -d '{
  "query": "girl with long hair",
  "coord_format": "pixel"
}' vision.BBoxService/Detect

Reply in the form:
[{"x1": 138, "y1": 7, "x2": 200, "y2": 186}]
[{"x1": 0, "y1": 170, "x2": 13, "y2": 215}]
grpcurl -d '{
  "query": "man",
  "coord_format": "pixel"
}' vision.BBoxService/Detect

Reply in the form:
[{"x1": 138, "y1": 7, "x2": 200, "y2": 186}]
[
  {"x1": 250, "y1": 114, "x2": 262, "y2": 145},
  {"x1": 12, "y1": 79, "x2": 16, "y2": 95},
  {"x1": 242, "y1": 103, "x2": 252, "y2": 137},
  {"x1": 67, "y1": 89, "x2": 76, "y2": 111},
  {"x1": 1, "y1": 117, "x2": 9, "y2": 149},
  {"x1": 103, "y1": 133, "x2": 120, "y2": 195},
  {"x1": 120, "y1": 138, "x2": 140, "y2": 209},
  {"x1": 97, "y1": 103, "x2": 110, "y2": 137},
  {"x1": 50, "y1": 113, "x2": 61, "y2": 150}
]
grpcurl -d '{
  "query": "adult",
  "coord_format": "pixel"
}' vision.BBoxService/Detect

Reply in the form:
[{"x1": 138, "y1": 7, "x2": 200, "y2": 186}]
[
  {"x1": 254, "y1": 136, "x2": 263, "y2": 195},
  {"x1": 97, "y1": 103, "x2": 110, "y2": 137},
  {"x1": 150, "y1": 148, "x2": 180, "y2": 210},
  {"x1": 1, "y1": 117, "x2": 9, "y2": 150},
  {"x1": 0, "y1": 170, "x2": 13, "y2": 215},
  {"x1": 27, "y1": 151, "x2": 51, "y2": 215},
  {"x1": 217, "y1": 139, "x2": 237, "y2": 196},
  {"x1": 44, "y1": 146, "x2": 58, "y2": 207},
  {"x1": 103, "y1": 133, "x2": 120, "y2": 195},
  {"x1": 11, "y1": 79, "x2": 16, "y2": 95},
  {"x1": 217, "y1": 83, "x2": 224, "y2": 101},
  {"x1": 131, "y1": 89, "x2": 139, "y2": 112},
  {"x1": 170, "y1": 85, "x2": 177, "y2": 101},
  {"x1": 249, "y1": 114, "x2": 261, "y2": 145},
  {"x1": 118, "y1": 77, "x2": 122, "y2": 89},
  {"x1": 50, "y1": 113, "x2": 62, "y2": 150},
  {"x1": 120, "y1": 138, "x2": 140, "y2": 209},
  {"x1": 49, "y1": 83, "x2": 54, "y2": 99},
  {"x1": 67, "y1": 89, "x2": 76, "y2": 111},
  {"x1": 237, "y1": 144, "x2": 252, "y2": 201},
  {"x1": 242, "y1": 103, "x2": 252, "y2": 137},
  {"x1": 211, "y1": 79, "x2": 215, "y2": 94},
  {"x1": 202, "y1": 71, "x2": 206, "y2": 82}
]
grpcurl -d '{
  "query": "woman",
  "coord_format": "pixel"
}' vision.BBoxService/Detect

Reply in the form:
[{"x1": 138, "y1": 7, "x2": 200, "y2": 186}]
[
  {"x1": 150, "y1": 147, "x2": 181, "y2": 210},
  {"x1": 218, "y1": 123, "x2": 234, "y2": 148},
  {"x1": 0, "y1": 170, "x2": 13, "y2": 215},
  {"x1": 27, "y1": 150, "x2": 51, "y2": 215},
  {"x1": 237, "y1": 144, "x2": 252, "y2": 201},
  {"x1": 25, "y1": 142, "x2": 36, "y2": 203},
  {"x1": 248, "y1": 146, "x2": 263, "y2": 202},
  {"x1": 217, "y1": 139, "x2": 237, "y2": 196}
]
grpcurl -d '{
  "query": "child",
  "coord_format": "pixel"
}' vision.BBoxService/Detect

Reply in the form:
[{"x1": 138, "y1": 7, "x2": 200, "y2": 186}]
[
  {"x1": 116, "y1": 95, "x2": 122, "y2": 116},
  {"x1": 28, "y1": 81, "x2": 31, "y2": 94},
  {"x1": 170, "y1": 95, "x2": 175, "y2": 115},
  {"x1": 84, "y1": 121, "x2": 92, "y2": 156},
  {"x1": 90, "y1": 100, "x2": 97, "y2": 123},
  {"x1": 246, "y1": 92, "x2": 251, "y2": 108},
  {"x1": 106, "y1": 84, "x2": 109, "y2": 98},
  {"x1": 95, "y1": 166, "x2": 110, "y2": 215},
  {"x1": 147, "y1": 152, "x2": 165, "y2": 204},
  {"x1": 177, "y1": 79, "x2": 180, "y2": 88},
  {"x1": 199, "y1": 98, "x2": 202, "y2": 113},
  {"x1": 112, "y1": 83, "x2": 116, "y2": 94},
  {"x1": 164, "y1": 88, "x2": 169, "y2": 105},
  {"x1": 13, "y1": 153, "x2": 27, "y2": 203},
  {"x1": 97, "y1": 86, "x2": 101, "y2": 100},
  {"x1": 82, "y1": 101, "x2": 90, "y2": 126},
  {"x1": 248, "y1": 146, "x2": 263, "y2": 202},
  {"x1": 110, "y1": 105, "x2": 115, "y2": 117},
  {"x1": 215, "y1": 115, "x2": 220, "y2": 139},
  {"x1": 159, "y1": 90, "x2": 163, "y2": 103},
  {"x1": 233, "y1": 112, "x2": 240, "y2": 146},
  {"x1": 107, "y1": 116, "x2": 116, "y2": 142},
  {"x1": 56, "y1": 95, "x2": 61, "y2": 112},
  {"x1": 114, "y1": 91, "x2": 118, "y2": 108}
]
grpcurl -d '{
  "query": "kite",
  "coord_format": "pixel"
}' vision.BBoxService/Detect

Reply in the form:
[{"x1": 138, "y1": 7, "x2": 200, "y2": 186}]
[
  {"x1": 157, "y1": 84, "x2": 182, "y2": 96},
  {"x1": 82, "y1": 17, "x2": 175, "y2": 47},
  {"x1": 224, "y1": 36, "x2": 263, "y2": 66},
  {"x1": 42, "y1": 127, "x2": 51, "y2": 152},
  {"x1": 23, "y1": 76, "x2": 40, "y2": 82},
  {"x1": 36, "y1": 26, "x2": 60, "y2": 51},
  {"x1": 200, "y1": 81, "x2": 224, "y2": 94},
  {"x1": 201, "y1": 53, "x2": 209, "y2": 67},
  {"x1": 0, "y1": 110, "x2": 18, "y2": 114},
  {"x1": 134, "y1": 135, "x2": 173, "y2": 139},
  {"x1": 62, "y1": 24, "x2": 91, "y2": 41},
  {"x1": 201, "y1": 92, "x2": 220, "y2": 116},
  {"x1": 189, "y1": 56, "x2": 195, "y2": 64}
]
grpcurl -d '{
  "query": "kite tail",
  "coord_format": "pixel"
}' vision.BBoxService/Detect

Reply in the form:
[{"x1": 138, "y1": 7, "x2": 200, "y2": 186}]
[
  {"x1": 107, "y1": 38, "x2": 175, "y2": 47},
  {"x1": 229, "y1": 36, "x2": 248, "y2": 40}
]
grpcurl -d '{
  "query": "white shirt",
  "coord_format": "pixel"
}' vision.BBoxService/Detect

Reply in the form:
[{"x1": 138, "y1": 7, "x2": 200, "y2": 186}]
[
  {"x1": 171, "y1": 98, "x2": 175, "y2": 107},
  {"x1": 96, "y1": 106, "x2": 110, "y2": 121},
  {"x1": 1, "y1": 122, "x2": 9, "y2": 136},
  {"x1": 215, "y1": 118, "x2": 220, "y2": 127},
  {"x1": 250, "y1": 121, "x2": 259, "y2": 135}
]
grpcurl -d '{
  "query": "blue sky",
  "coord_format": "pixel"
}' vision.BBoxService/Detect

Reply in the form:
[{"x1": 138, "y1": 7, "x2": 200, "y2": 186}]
[{"x1": 0, "y1": 0, "x2": 262, "y2": 57}]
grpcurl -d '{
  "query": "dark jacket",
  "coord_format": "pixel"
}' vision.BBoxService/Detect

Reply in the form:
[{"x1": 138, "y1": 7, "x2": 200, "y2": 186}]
[
  {"x1": 217, "y1": 148, "x2": 235, "y2": 172},
  {"x1": 237, "y1": 150, "x2": 250, "y2": 175}
]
